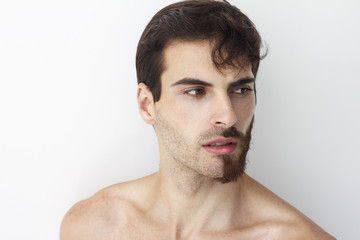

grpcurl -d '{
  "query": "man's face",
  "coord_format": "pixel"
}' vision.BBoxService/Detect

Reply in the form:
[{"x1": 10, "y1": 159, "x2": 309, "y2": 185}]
[{"x1": 153, "y1": 40, "x2": 256, "y2": 183}]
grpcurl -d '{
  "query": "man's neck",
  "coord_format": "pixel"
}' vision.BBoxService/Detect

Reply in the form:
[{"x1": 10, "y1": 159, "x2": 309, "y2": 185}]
[{"x1": 148, "y1": 157, "x2": 244, "y2": 238}]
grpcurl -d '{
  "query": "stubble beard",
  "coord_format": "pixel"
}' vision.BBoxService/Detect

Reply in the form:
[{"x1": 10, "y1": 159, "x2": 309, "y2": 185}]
[{"x1": 155, "y1": 108, "x2": 254, "y2": 184}]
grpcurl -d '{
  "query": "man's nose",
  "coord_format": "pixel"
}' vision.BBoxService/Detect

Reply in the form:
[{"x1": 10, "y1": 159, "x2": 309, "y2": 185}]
[{"x1": 210, "y1": 95, "x2": 238, "y2": 128}]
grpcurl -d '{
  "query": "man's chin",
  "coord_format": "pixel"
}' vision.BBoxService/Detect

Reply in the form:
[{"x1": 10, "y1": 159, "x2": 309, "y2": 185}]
[{"x1": 214, "y1": 154, "x2": 246, "y2": 184}]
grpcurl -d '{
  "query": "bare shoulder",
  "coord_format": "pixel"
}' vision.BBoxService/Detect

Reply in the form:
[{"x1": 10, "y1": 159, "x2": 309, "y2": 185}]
[
  {"x1": 60, "y1": 187, "x2": 128, "y2": 240},
  {"x1": 60, "y1": 175, "x2": 154, "y2": 240},
  {"x1": 242, "y1": 175, "x2": 336, "y2": 240}
]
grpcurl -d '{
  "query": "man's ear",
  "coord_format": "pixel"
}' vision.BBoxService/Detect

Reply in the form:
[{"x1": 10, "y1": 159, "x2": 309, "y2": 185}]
[{"x1": 137, "y1": 83, "x2": 155, "y2": 125}]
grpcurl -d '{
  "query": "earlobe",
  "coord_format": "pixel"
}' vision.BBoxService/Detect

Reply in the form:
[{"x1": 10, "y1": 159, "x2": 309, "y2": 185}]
[{"x1": 137, "y1": 83, "x2": 155, "y2": 125}]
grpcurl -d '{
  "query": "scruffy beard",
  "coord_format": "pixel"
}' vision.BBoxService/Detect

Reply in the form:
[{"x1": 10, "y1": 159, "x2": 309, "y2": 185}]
[
  {"x1": 214, "y1": 118, "x2": 253, "y2": 183},
  {"x1": 155, "y1": 107, "x2": 254, "y2": 185}
]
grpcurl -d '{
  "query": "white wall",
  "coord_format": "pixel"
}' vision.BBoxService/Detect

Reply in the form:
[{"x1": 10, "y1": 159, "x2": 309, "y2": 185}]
[{"x1": 0, "y1": 0, "x2": 359, "y2": 239}]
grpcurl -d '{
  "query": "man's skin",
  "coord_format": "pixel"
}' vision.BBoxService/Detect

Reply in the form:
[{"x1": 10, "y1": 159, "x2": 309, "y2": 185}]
[{"x1": 60, "y1": 40, "x2": 335, "y2": 240}]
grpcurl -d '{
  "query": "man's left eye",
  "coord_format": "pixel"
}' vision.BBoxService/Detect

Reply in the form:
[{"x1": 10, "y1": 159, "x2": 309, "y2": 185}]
[{"x1": 233, "y1": 87, "x2": 252, "y2": 94}]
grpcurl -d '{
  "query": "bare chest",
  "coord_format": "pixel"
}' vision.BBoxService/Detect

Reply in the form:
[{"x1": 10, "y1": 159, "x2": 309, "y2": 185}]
[{"x1": 103, "y1": 219, "x2": 276, "y2": 240}]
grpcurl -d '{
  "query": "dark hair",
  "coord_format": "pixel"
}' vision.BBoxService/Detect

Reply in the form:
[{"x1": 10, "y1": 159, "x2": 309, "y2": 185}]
[{"x1": 136, "y1": 0, "x2": 265, "y2": 102}]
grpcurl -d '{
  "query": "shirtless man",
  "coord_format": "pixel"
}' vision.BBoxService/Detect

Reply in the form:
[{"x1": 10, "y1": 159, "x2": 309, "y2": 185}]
[{"x1": 60, "y1": 1, "x2": 335, "y2": 239}]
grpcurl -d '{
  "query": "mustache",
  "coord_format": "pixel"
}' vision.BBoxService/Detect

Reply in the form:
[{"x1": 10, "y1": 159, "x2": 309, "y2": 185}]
[
  {"x1": 199, "y1": 126, "x2": 244, "y2": 142},
  {"x1": 222, "y1": 126, "x2": 241, "y2": 139},
  {"x1": 199, "y1": 117, "x2": 254, "y2": 143}
]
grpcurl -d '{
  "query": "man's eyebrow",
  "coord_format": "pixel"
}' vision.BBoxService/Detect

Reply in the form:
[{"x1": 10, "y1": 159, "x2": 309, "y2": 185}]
[
  {"x1": 170, "y1": 77, "x2": 255, "y2": 88},
  {"x1": 170, "y1": 78, "x2": 213, "y2": 87},
  {"x1": 229, "y1": 77, "x2": 255, "y2": 88}
]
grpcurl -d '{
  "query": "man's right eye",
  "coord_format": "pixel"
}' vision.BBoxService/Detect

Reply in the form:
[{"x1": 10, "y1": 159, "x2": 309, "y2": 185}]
[{"x1": 184, "y1": 88, "x2": 205, "y2": 96}]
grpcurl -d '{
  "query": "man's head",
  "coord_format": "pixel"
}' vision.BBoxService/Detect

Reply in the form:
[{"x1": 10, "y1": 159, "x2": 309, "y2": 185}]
[
  {"x1": 136, "y1": 1, "x2": 264, "y2": 183},
  {"x1": 136, "y1": 0, "x2": 263, "y2": 102}
]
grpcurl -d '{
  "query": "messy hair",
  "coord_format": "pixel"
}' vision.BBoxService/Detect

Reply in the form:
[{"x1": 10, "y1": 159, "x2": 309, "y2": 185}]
[{"x1": 136, "y1": 0, "x2": 265, "y2": 102}]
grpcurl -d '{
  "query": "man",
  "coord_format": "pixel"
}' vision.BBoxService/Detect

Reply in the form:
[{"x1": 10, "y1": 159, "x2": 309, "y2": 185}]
[{"x1": 60, "y1": 1, "x2": 335, "y2": 239}]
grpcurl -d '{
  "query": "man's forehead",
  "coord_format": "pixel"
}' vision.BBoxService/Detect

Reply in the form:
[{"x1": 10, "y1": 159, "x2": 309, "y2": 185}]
[
  {"x1": 163, "y1": 39, "x2": 252, "y2": 66},
  {"x1": 161, "y1": 40, "x2": 254, "y2": 84},
  {"x1": 217, "y1": 64, "x2": 254, "y2": 79}
]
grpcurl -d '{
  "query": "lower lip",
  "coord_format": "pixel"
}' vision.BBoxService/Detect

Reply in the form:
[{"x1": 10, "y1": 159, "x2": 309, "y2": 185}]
[{"x1": 202, "y1": 143, "x2": 237, "y2": 155}]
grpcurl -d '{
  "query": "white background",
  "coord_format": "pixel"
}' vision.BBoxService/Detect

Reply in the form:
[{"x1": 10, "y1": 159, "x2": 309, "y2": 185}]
[{"x1": 0, "y1": 0, "x2": 359, "y2": 239}]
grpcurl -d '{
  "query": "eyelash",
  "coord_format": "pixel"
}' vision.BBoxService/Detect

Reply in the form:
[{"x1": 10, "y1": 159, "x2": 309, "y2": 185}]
[
  {"x1": 184, "y1": 87, "x2": 253, "y2": 97},
  {"x1": 184, "y1": 88, "x2": 206, "y2": 96},
  {"x1": 184, "y1": 87, "x2": 254, "y2": 98},
  {"x1": 232, "y1": 87, "x2": 253, "y2": 95}
]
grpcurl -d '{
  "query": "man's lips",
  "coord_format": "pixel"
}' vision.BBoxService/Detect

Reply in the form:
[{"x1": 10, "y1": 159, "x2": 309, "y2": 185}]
[{"x1": 202, "y1": 138, "x2": 237, "y2": 155}]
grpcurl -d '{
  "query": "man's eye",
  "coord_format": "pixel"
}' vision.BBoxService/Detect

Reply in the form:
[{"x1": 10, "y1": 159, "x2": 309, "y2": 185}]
[
  {"x1": 233, "y1": 87, "x2": 253, "y2": 95},
  {"x1": 185, "y1": 88, "x2": 205, "y2": 96}
]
